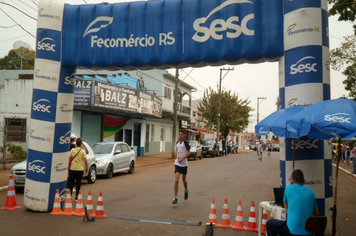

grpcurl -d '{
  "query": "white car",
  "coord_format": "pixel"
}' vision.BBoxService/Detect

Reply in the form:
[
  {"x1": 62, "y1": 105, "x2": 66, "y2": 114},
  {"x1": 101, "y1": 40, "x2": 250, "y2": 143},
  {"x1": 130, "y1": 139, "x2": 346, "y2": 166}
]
[
  {"x1": 10, "y1": 141, "x2": 97, "y2": 187},
  {"x1": 91, "y1": 142, "x2": 136, "y2": 178},
  {"x1": 189, "y1": 141, "x2": 202, "y2": 160}
]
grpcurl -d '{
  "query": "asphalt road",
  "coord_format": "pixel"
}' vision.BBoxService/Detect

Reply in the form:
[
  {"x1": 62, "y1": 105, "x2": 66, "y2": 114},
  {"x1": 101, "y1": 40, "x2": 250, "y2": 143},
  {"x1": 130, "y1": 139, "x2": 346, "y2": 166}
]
[{"x1": 0, "y1": 151, "x2": 354, "y2": 236}]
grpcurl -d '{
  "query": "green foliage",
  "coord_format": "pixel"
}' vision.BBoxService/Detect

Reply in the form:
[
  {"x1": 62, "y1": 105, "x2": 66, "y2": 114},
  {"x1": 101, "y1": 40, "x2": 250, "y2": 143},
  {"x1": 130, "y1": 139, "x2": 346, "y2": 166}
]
[
  {"x1": 330, "y1": 35, "x2": 356, "y2": 100},
  {"x1": 6, "y1": 143, "x2": 27, "y2": 160},
  {"x1": 0, "y1": 49, "x2": 35, "y2": 70},
  {"x1": 328, "y1": 0, "x2": 356, "y2": 33},
  {"x1": 197, "y1": 87, "x2": 253, "y2": 137}
]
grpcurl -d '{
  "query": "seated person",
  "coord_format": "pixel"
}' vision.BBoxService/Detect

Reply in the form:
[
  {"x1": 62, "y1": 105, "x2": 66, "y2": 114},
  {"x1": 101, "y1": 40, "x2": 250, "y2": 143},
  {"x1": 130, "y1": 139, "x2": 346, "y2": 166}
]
[{"x1": 266, "y1": 169, "x2": 319, "y2": 236}]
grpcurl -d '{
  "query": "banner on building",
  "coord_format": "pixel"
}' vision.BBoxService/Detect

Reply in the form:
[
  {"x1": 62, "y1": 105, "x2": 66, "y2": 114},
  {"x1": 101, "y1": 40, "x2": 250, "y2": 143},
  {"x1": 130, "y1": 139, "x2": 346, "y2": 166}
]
[{"x1": 82, "y1": 81, "x2": 162, "y2": 118}]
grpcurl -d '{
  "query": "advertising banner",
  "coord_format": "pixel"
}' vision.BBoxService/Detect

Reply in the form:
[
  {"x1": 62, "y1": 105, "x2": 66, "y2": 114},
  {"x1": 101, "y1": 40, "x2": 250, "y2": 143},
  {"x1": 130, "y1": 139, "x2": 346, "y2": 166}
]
[
  {"x1": 61, "y1": 0, "x2": 284, "y2": 69},
  {"x1": 91, "y1": 81, "x2": 162, "y2": 117},
  {"x1": 74, "y1": 80, "x2": 93, "y2": 106}
]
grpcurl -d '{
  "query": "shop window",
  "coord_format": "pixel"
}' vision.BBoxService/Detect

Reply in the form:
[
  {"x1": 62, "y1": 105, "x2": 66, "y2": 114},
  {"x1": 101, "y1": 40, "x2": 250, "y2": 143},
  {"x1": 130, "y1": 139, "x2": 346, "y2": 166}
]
[
  {"x1": 164, "y1": 87, "x2": 171, "y2": 99},
  {"x1": 5, "y1": 118, "x2": 26, "y2": 142},
  {"x1": 151, "y1": 125, "x2": 155, "y2": 141}
]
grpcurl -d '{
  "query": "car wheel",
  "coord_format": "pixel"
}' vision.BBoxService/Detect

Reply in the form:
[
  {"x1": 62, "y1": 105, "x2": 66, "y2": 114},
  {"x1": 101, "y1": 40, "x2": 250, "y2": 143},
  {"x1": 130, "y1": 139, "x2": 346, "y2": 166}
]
[
  {"x1": 203, "y1": 154, "x2": 206, "y2": 158},
  {"x1": 106, "y1": 164, "x2": 114, "y2": 178},
  {"x1": 128, "y1": 161, "x2": 135, "y2": 174},
  {"x1": 87, "y1": 165, "x2": 97, "y2": 184},
  {"x1": 194, "y1": 156, "x2": 196, "y2": 161}
]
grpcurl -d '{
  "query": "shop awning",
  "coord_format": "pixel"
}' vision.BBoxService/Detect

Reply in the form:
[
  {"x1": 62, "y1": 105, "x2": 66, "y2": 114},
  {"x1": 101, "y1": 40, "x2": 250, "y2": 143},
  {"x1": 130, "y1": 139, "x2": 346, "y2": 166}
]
[
  {"x1": 193, "y1": 127, "x2": 215, "y2": 134},
  {"x1": 185, "y1": 128, "x2": 199, "y2": 135}
]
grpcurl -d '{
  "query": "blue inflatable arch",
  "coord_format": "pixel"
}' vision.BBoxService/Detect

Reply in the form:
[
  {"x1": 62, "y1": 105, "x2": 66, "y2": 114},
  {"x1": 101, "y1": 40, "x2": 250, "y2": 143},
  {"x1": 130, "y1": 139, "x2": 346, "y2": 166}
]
[{"x1": 28, "y1": 1, "x2": 331, "y2": 230}]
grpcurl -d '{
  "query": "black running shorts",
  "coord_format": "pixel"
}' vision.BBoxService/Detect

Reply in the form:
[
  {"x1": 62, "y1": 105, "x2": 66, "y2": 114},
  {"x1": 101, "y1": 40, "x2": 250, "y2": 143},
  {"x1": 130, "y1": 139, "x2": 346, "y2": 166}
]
[{"x1": 174, "y1": 165, "x2": 188, "y2": 175}]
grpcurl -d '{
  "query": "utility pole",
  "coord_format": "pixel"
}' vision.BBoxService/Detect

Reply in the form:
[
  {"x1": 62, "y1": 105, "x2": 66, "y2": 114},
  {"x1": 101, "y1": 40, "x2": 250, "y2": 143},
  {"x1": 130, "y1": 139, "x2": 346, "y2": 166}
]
[
  {"x1": 171, "y1": 68, "x2": 179, "y2": 159},
  {"x1": 217, "y1": 67, "x2": 234, "y2": 139},
  {"x1": 257, "y1": 97, "x2": 266, "y2": 124}
]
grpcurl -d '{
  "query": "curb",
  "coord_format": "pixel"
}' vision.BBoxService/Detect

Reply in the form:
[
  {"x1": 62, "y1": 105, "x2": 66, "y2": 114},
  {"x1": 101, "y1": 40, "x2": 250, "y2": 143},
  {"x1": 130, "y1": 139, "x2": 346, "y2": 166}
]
[
  {"x1": 0, "y1": 159, "x2": 173, "y2": 192},
  {"x1": 0, "y1": 186, "x2": 8, "y2": 192},
  {"x1": 136, "y1": 159, "x2": 172, "y2": 167},
  {"x1": 333, "y1": 163, "x2": 356, "y2": 177}
]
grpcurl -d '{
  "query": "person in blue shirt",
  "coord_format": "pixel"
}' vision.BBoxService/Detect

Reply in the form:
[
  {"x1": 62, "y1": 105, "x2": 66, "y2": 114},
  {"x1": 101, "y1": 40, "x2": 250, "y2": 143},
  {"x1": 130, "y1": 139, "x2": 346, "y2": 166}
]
[{"x1": 266, "y1": 169, "x2": 319, "y2": 236}]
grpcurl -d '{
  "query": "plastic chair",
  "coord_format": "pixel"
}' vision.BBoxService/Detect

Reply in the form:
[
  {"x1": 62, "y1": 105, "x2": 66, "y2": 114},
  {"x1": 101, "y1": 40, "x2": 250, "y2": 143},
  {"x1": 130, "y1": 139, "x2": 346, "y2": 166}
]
[{"x1": 305, "y1": 216, "x2": 327, "y2": 236}]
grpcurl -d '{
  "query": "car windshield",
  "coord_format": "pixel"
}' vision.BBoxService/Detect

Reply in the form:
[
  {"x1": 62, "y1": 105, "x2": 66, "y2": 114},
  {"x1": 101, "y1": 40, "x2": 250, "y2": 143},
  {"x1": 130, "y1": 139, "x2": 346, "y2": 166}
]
[
  {"x1": 189, "y1": 142, "x2": 196, "y2": 147},
  {"x1": 201, "y1": 140, "x2": 214, "y2": 145},
  {"x1": 92, "y1": 144, "x2": 114, "y2": 154}
]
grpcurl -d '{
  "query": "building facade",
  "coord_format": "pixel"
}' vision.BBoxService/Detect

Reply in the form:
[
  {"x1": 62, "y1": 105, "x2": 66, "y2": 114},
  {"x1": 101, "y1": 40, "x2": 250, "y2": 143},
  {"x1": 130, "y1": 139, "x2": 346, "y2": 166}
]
[{"x1": 0, "y1": 69, "x2": 195, "y2": 157}]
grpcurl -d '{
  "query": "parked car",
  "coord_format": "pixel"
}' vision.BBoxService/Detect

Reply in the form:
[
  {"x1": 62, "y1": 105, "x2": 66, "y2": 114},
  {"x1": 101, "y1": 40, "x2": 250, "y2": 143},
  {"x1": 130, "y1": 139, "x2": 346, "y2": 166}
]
[
  {"x1": 243, "y1": 145, "x2": 250, "y2": 150},
  {"x1": 272, "y1": 144, "x2": 280, "y2": 151},
  {"x1": 231, "y1": 142, "x2": 239, "y2": 154},
  {"x1": 91, "y1": 142, "x2": 136, "y2": 178},
  {"x1": 189, "y1": 141, "x2": 202, "y2": 160},
  {"x1": 217, "y1": 141, "x2": 224, "y2": 156},
  {"x1": 10, "y1": 141, "x2": 97, "y2": 187},
  {"x1": 201, "y1": 139, "x2": 219, "y2": 158}
]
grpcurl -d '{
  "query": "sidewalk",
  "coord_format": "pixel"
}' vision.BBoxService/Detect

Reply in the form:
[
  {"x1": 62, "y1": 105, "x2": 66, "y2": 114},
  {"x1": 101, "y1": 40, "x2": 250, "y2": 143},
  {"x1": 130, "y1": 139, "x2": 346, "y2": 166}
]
[{"x1": 0, "y1": 152, "x2": 175, "y2": 191}]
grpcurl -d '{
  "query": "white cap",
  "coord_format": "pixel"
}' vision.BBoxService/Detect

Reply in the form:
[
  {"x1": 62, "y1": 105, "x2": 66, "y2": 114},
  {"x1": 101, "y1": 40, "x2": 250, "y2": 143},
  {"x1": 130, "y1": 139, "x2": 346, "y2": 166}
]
[{"x1": 70, "y1": 133, "x2": 77, "y2": 139}]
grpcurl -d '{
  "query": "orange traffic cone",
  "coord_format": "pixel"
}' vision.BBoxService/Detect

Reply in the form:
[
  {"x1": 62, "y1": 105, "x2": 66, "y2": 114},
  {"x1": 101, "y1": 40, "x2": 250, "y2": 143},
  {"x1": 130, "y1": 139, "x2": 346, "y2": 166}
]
[
  {"x1": 270, "y1": 211, "x2": 274, "y2": 220},
  {"x1": 62, "y1": 189, "x2": 74, "y2": 216},
  {"x1": 50, "y1": 189, "x2": 62, "y2": 215},
  {"x1": 261, "y1": 208, "x2": 268, "y2": 234},
  {"x1": 232, "y1": 200, "x2": 246, "y2": 230},
  {"x1": 73, "y1": 190, "x2": 85, "y2": 216},
  {"x1": 219, "y1": 198, "x2": 232, "y2": 228},
  {"x1": 95, "y1": 192, "x2": 107, "y2": 218},
  {"x1": 86, "y1": 190, "x2": 96, "y2": 217},
  {"x1": 246, "y1": 201, "x2": 259, "y2": 232},
  {"x1": 1, "y1": 175, "x2": 21, "y2": 210},
  {"x1": 207, "y1": 198, "x2": 218, "y2": 227}
]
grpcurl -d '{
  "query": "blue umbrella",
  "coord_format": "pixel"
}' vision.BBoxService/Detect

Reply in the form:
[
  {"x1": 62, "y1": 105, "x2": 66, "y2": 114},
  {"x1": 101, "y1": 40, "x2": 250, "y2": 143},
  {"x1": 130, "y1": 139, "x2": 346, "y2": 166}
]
[
  {"x1": 255, "y1": 105, "x2": 304, "y2": 137},
  {"x1": 286, "y1": 97, "x2": 356, "y2": 139},
  {"x1": 286, "y1": 97, "x2": 356, "y2": 236}
]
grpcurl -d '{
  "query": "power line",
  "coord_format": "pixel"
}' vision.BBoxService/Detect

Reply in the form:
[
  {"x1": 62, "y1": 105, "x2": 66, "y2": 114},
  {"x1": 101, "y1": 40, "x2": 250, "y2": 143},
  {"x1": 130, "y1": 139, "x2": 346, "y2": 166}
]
[{"x1": 0, "y1": 8, "x2": 35, "y2": 37}]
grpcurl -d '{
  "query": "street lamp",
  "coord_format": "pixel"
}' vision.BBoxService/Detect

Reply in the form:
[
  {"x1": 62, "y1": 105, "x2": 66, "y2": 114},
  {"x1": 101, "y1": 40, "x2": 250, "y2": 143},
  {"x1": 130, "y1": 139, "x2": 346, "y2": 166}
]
[
  {"x1": 257, "y1": 97, "x2": 266, "y2": 124},
  {"x1": 217, "y1": 67, "x2": 234, "y2": 139}
]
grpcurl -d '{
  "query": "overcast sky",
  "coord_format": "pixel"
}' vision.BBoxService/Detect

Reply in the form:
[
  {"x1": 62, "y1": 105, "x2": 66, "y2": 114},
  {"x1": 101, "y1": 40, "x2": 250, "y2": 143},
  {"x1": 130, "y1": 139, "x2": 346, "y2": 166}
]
[{"x1": 0, "y1": 0, "x2": 354, "y2": 132}]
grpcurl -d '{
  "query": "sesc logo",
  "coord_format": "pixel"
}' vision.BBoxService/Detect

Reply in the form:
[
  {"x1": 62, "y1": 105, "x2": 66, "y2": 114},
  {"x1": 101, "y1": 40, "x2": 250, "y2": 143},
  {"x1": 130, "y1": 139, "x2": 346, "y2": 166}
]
[
  {"x1": 64, "y1": 73, "x2": 76, "y2": 85},
  {"x1": 33, "y1": 99, "x2": 51, "y2": 113},
  {"x1": 28, "y1": 160, "x2": 46, "y2": 174},
  {"x1": 290, "y1": 56, "x2": 317, "y2": 75},
  {"x1": 37, "y1": 37, "x2": 56, "y2": 52},
  {"x1": 59, "y1": 131, "x2": 71, "y2": 145},
  {"x1": 291, "y1": 139, "x2": 318, "y2": 150},
  {"x1": 324, "y1": 113, "x2": 351, "y2": 123},
  {"x1": 258, "y1": 127, "x2": 268, "y2": 134},
  {"x1": 192, "y1": 0, "x2": 254, "y2": 43}
]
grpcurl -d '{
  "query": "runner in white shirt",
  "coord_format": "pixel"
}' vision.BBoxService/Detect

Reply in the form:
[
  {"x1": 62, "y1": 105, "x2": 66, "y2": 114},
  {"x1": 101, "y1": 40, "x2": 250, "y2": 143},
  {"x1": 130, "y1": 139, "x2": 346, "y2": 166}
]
[{"x1": 172, "y1": 130, "x2": 191, "y2": 204}]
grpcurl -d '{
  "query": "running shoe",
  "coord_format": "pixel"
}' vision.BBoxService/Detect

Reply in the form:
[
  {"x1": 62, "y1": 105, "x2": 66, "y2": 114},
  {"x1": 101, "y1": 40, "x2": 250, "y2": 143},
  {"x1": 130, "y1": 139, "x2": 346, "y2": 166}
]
[
  {"x1": 172, "y1": 197, "x2": 178, "y2": 204},
  {"x1": 184, "y1": 190, "x2": 189, "y2": 200}
]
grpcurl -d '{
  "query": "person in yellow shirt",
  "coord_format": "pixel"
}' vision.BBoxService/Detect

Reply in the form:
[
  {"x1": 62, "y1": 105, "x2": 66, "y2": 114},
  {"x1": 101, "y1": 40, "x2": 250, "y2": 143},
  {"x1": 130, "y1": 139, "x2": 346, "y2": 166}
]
[{"x1": 68, "y1": 137, "x2": 88, "y2": 200}]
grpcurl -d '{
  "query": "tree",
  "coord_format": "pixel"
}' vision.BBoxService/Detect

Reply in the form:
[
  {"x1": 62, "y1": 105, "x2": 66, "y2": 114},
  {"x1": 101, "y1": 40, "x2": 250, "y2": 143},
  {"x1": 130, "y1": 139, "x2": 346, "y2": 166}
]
[
  {"x1": 0, "y1": 49, "x2": 35, "y2": 70},
  {"x1": 330, "y1": 35, "x2": 356, "y2": 100},
  {"x1": 328, "y1": 0, "x2": 356, "y2": 33},
  {"x1": 197, "y1": 87, "x2": 252, "y2": 138},
  {"x1": 328, "y1": 1, "x2": 356, "y2": 99}
]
